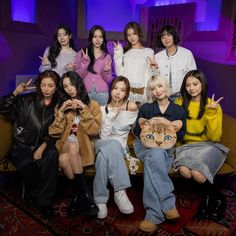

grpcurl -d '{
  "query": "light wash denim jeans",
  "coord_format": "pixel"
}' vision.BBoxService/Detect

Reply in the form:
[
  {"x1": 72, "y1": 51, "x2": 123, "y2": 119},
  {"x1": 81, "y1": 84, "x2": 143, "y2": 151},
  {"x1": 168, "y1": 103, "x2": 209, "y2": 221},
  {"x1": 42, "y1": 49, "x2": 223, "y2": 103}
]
[
  {"x1": 133, "y1": 139, "x2": 176, "y2": 224},
  {"x1": 93, "y1": 139, "x2": 131, "y2": 204},
  {"x1": 88, "y1": 86, "x2": 108, "y2": 106}
]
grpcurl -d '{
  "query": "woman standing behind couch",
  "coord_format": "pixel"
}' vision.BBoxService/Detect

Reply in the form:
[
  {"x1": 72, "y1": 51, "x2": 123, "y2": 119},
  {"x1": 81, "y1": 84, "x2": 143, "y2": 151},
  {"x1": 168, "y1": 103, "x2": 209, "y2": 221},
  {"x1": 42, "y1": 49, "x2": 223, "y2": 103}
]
[
  {"x1": 114, "y1": 21, "x2": 154, "y2": 104},
  {"x1": 149, "y1": 25, "x2": 196, "y2": 100},
  {"x1": 75, "y1": 25, "x2": 112, "y2": 105},
  {"x1": 0, "y1": 70, "x2": 60, "y2": 218},
  {"x1": 49, "y1": 71, "x2": 101, "y2": 217},
  {"x1": 174, "y1": 70, "x2": 229, "y2": 220},
  {"x1": 39, "y1": 25, "x2": 77, "y2": 76},
  {"x1": 93, "y1": 76, "x2": 138, "y2": 219}
]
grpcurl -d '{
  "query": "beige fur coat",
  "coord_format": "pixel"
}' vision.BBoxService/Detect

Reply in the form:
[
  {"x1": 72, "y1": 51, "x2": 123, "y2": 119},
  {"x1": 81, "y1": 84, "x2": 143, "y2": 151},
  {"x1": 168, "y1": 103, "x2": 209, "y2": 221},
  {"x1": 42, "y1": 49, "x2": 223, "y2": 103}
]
[{"x1": 49, "y1": 100, "x2": 101, "y2": 167}]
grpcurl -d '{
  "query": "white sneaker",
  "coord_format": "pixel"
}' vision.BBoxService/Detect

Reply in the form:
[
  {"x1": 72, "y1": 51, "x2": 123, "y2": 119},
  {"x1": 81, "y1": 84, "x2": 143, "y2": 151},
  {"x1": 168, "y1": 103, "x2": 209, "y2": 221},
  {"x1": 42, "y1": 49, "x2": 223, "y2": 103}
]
[
  {"x1": 97, "y1": 203, "x2": 108, "y2": 219},
  {"x1": 114, "y1": 190, "x2": 134, "y2": 214}
]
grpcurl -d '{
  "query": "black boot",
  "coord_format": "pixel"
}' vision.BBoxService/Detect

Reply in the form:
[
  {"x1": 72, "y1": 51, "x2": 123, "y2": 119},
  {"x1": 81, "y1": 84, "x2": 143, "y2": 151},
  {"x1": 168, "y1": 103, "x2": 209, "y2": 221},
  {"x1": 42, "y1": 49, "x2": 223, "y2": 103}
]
[
  {"x1": 79, "y1": 191, "x2": 99, "y2": 216},
  {"x1": 67, "y1": 193, "x2": 80, "y2": 217},
  {"x1": 207, "y1": 189, "x2": 226, "y2": 220},
  {"x1": 195, "y1": 181, "x2": 213, "y2": 219},
  {"x1": 67, "y1": 173, "x2": 98, "y2": 217},
  {"x1": 77, "y1": 173, "x2": 99, "y2": 216},
  {"x1": 196, "y1": 181, "x2": 226, "y2": 220},
  {"x1": 196, "y1": 194, "x2": 210, "y2": 219}
]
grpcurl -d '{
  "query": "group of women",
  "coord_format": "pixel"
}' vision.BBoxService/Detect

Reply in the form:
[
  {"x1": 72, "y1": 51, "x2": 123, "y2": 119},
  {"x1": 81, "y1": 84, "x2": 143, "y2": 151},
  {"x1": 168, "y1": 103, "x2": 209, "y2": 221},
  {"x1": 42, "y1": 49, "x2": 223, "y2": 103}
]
[{"x1": 0, "y1": 21, "x2": 228, "y2": 233}]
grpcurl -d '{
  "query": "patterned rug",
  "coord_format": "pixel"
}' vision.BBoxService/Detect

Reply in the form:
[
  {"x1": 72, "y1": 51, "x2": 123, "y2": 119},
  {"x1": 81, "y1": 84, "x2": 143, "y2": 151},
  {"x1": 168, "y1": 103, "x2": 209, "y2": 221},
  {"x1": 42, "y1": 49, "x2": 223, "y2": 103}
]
[{"x1": 0, "y1": 173, "x2": 236, "y2": 236}]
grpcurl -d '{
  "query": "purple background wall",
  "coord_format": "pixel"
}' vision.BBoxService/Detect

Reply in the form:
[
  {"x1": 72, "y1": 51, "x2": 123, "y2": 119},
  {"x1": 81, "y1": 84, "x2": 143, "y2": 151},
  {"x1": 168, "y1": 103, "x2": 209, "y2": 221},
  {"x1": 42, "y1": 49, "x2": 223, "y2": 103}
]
[
  {"x1": 0, "y1": 0, "x2": 78, "y2": 95},
  {"x1": 0, "y1": 0, "x2": 235, "y2": 117}
]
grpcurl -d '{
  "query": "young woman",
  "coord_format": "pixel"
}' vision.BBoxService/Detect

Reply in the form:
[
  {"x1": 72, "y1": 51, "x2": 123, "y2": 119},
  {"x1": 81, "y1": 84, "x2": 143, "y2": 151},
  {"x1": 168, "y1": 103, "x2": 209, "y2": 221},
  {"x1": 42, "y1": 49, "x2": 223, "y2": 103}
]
[
  {"x1": 49, "y1": 71, "x2": 101, "y2": 217},
  {"x1": 0, "y1": 70, "x2": 60, "y2": 218},
  {"x1": 149, "y1": 25, "x2": 196, "y2": 100},
  {"x1": 133, "y1": 75, "x2": 186, "y2": 233},
  {"x1": 39, "y1": 25, "x2": 77, "y2": 76},
  {"x1": 75, "y1": 25, "x2": 112, "y2": 105},
  {"x1": 114, "y1": 21, "x2": 154, "y2": 104},
  {"x1": 174, "y1": 70, "x2": 229, "y2": 220},
  {"x1": 93, "y1": 76, "x2": 138, "y2": 219}
]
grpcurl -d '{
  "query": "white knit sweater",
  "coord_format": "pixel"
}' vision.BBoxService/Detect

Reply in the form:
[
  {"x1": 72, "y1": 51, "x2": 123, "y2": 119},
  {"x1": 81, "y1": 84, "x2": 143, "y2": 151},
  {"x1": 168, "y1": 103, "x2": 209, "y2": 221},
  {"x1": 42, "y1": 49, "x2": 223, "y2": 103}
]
[{"x1": 114, "y1": 45, "x2": 154, "y2": 103}]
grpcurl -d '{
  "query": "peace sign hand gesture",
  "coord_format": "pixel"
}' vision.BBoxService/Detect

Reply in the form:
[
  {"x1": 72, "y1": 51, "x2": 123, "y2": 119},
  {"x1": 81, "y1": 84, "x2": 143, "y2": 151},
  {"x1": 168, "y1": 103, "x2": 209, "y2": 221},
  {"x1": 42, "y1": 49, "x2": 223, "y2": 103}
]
[
  {"x1": 81, "y1": 48, "x2": 88, "y2": 59},
  {"x1": 39, "y1": 56, "x2": 49, "y2": 66},
  {"x1": 13, "y1": 79, "x2": 33, "y2": 96},
  {"x1": 112, "y1": 40, "x2": 121, "y2": 49},
  {"x1": 104, "y1": 59, "x2": 112, "y2": 72},
  {"x1": 207, "y1": 94, "x2": 224, "y2": 109}
]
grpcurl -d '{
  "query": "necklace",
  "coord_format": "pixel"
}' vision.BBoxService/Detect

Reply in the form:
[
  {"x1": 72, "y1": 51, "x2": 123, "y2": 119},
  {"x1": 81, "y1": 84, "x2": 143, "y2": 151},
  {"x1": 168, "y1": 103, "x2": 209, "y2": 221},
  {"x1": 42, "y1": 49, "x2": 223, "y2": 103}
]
[{"x1": 166, "y1": 46, "x2": 178, "y2": 57}]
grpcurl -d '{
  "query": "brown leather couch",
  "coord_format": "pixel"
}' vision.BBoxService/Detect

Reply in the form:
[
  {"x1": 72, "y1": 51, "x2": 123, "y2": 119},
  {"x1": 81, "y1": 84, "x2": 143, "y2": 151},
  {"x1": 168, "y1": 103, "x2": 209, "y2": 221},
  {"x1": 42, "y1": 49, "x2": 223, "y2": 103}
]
[{"x1": 1, "y1": 114, "x2": 236, "y2": 176}]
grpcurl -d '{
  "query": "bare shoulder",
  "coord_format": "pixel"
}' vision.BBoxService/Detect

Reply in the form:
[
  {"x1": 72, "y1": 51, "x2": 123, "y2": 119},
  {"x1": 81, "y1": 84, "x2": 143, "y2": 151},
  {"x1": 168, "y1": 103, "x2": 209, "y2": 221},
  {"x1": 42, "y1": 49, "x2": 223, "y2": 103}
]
[{"x1": 127, "y1": 101, "x2": 139, "y2": 112}]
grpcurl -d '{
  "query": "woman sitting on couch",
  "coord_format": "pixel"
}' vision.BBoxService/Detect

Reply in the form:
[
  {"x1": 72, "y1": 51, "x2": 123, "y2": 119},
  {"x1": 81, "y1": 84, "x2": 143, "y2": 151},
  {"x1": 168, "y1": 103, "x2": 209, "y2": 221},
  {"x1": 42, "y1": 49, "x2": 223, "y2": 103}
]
[
  {"x1": 0, "y1": 70, "x2": 60, "y2": 218},
  {"x1": 174, "y1": 70, "x2": 229, "y2": 220}
]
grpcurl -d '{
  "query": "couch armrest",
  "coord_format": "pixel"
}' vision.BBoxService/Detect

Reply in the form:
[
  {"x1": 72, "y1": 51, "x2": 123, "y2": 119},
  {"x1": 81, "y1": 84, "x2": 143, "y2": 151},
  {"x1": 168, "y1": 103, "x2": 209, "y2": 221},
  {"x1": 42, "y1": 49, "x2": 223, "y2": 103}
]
[
  {"x1": 0, "y1": 115, "x2": 13, "y2": 162},
  {"x1": 220, "y1": 114, "x2": 236, "y2": 175}
]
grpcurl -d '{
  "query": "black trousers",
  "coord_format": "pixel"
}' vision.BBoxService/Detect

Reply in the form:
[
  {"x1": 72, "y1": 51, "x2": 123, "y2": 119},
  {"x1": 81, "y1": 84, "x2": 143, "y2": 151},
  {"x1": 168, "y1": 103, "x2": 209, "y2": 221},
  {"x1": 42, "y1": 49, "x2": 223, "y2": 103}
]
[{"x1": 9, "y1": 144, "x2": 59, "y2": 207}]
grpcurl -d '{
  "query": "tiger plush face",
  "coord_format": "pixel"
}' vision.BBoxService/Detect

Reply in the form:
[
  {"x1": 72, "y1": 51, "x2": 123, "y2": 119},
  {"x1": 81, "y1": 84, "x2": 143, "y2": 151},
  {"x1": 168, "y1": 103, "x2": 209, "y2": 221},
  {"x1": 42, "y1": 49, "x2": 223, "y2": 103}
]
[{"x1": 139, "y1": 117, "x2": 182, "y2": 149}]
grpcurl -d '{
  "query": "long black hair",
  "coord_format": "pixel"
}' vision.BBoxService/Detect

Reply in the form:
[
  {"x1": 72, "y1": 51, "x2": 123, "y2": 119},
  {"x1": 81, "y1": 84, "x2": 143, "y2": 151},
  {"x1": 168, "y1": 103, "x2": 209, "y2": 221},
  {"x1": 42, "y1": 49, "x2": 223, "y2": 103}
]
[
  {"x1": 58, "y1": 71, "x2": 90, "y2": 109},
  {"x1": 86, "y1": 25, "x2": 108, "y2": 74},
  {"x1": 123, "y1": 21, "x2": 143, "y2": 53},
  {"x1": 180, "y1": 70, "x2": 208, "y2": 119},
  {"x1": 48, "y1": 25, "x2": 76, "y2": 68},
  {"x1": 156, "y1": 25, "x2": 180, "y2": 48}
]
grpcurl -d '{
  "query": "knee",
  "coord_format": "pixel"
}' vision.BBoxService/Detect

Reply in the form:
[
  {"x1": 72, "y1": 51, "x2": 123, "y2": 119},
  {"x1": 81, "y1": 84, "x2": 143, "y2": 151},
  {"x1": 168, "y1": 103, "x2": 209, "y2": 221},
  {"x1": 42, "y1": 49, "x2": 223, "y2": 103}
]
[
  {"x1": 59, "y1": 154, "x2": 71, "y2": 168},
  {"x1": 105, "y1": 139, "x2": 122, "y2": 151},
  {"x1": 179, "y1": 166, "x2": 192, "y2": 179},
  {"x1": 97, "y1": 139, "x2": 122, "y2": 160},
  {"x1": 191, "y1": 170, "x2": 206, "y2": 183},
  {"x1": 68, "y1": 143, "x2": 80, "y2": 154}
]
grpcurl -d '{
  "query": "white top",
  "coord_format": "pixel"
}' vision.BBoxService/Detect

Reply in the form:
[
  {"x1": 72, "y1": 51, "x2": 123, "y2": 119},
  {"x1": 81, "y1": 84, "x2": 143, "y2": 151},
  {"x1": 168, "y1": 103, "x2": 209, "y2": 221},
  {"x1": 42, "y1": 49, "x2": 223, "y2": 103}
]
[
  {"x1": 99, "y1": 106, "x2": 138, "y2": 151},
  {"x1": 39, "y1": 47, "x2": 77, "y2": 76},
  {"x1": 114, "y1": 45, "x2": 154, "y2": 103},
  {"x1": 155, "y1": 46, "x2": 196, "y2": 94}
]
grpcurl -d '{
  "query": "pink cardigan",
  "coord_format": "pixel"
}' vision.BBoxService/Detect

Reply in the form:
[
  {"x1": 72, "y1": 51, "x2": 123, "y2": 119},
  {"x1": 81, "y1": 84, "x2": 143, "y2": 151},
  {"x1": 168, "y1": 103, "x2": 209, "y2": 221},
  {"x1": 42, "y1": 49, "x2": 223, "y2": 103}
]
[{"x1": 75, "y1": 50, "x2": 112, "y2": 93}]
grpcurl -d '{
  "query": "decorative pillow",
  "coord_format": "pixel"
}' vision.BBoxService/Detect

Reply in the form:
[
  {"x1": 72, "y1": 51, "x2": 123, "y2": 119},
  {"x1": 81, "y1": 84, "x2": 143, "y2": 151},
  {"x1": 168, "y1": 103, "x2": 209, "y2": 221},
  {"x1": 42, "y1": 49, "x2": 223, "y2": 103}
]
[{"x1": 139, "y1": 117, "x2": 182, "y2": 149}]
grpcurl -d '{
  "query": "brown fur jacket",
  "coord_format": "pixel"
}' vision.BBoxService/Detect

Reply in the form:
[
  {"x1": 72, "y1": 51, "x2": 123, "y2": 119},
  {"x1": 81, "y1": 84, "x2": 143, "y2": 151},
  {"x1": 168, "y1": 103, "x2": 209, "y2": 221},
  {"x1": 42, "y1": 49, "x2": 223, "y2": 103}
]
[{"x1": 49, "y1": 100, "x2": 101, "y2": 166}]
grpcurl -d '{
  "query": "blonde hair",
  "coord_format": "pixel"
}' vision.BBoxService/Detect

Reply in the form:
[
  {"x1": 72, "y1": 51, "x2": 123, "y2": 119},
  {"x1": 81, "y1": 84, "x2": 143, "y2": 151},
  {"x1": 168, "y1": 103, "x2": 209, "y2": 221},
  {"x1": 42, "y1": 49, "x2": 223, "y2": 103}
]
[{"x1": 146, "y1": 75, "x2": 172, "y2": 102}]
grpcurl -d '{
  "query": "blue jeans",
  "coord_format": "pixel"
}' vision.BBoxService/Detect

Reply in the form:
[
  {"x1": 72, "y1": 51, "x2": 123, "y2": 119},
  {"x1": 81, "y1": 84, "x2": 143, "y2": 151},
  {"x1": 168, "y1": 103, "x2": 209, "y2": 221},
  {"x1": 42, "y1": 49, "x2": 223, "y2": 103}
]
[
  {"x1": 134, "y1": 139, "x2": 176, "y2": 224},
  {"x1": 88, "y1": 86, "x2": 108, "y2": 106},
  {"x1": 93, "y1": 139, "x2": 131, "y2": 204}
]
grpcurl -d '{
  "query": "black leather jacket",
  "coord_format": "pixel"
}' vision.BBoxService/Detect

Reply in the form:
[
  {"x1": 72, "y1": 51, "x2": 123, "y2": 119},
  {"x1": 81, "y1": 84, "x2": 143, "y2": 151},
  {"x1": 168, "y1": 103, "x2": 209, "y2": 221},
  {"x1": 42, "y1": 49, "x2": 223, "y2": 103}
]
[{"x1": 0, "y1": 92, "x2": 57, "y2": 151}]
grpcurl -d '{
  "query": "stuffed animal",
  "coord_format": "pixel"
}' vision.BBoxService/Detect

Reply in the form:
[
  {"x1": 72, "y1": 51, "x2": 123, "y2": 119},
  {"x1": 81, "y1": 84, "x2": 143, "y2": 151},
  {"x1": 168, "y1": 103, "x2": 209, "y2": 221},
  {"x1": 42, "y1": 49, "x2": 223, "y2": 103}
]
[{"x1": 139, "y1": 117, "x2": 182, "y2": 149}]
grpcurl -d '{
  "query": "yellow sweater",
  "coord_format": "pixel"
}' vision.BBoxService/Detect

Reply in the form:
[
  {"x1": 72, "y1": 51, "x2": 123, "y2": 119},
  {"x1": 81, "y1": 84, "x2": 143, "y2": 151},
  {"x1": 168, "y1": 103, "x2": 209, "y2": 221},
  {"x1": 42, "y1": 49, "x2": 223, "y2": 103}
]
[{"x1": 175, "y1": 97, "x2": 222, "y2": 144}]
